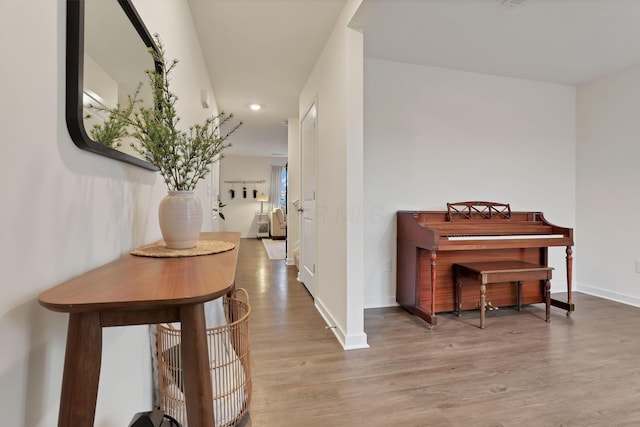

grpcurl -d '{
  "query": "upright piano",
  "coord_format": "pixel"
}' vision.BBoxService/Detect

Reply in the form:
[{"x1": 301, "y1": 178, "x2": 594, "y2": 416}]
[{"x1": 396, "y1": 201, "x2": 574, "y2": 326}]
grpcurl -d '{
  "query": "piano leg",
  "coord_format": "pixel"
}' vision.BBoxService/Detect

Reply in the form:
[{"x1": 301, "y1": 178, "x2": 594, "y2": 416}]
[
  {"x1": 430, "y1": 252, "x2": 437, "y2": 321},
  {"x1": 566, "y1": 246, "x2": 573, "y2": 316},
  {"x1": 550, "y1": 246, "x2": 575, "y2": 316},
  {"x1": 516, "y1": 281, "x2": 522, "y2": 311}
]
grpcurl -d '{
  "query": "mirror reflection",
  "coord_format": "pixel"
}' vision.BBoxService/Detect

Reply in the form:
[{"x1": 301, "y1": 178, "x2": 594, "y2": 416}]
[
  {"x1": 65, "y1": 0, "x2": 158, "y2": 170},
  {"x1": 83, "y1": 0, "x2": 153, "y2": 160}
]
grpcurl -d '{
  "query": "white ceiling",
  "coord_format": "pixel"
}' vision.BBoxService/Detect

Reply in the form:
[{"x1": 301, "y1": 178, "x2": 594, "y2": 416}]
[
  {"x1": 188, "y1": 0, "x2": 640, "y2": 157},
  {"x1": 187, "y1": 0, "x2": 347, "y2": 157},
  {"x1": 354, "y1": 0, "x2": 640, "y2": 86}
]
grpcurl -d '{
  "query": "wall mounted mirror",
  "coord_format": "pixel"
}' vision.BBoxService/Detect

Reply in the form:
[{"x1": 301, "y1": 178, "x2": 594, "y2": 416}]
[{"x1": 66, "y1": 0, "x2": 159, "y2": 170}]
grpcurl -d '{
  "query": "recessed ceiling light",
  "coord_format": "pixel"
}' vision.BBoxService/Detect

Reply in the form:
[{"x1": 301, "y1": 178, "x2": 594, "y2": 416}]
[{"x1": 249, "y1": 104, "x2": 262, "y2": 111}]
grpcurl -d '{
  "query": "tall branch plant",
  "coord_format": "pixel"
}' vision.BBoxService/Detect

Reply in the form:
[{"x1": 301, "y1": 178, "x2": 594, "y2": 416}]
[{"x1": 89, "y1": 34, "x2": 241, "y2": 191}]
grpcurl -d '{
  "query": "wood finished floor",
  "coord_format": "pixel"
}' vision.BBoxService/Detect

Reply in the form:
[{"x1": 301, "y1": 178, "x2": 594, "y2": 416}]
[{"x1": 235, "y1": 238, "x2": 640, "y2": 426}]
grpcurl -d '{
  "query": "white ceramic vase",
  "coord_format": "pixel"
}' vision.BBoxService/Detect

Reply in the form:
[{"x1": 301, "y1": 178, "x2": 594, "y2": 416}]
[{"x1": 158, "y1": 191, "x2": 203, "y2": 249}]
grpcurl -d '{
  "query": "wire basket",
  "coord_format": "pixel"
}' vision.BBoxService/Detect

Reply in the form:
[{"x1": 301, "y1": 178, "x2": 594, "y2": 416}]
[{"x1": 157, "y1": 288, "x2": 251, "y2": 426}]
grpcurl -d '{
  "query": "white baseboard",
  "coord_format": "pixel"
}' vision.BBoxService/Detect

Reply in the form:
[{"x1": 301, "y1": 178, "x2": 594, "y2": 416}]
[
  {"x1": 577, "y1": 283, "x2": 640, "y2": 308},
  {"x1": 314, "y1": 296, "x2": 369, "y2": 350},
  {"x1": 365, "y1": 295, "x2": 399, "y2": 309},
  {"x1": 362, "y1": 286, "x2": 640, "y2": 310}
]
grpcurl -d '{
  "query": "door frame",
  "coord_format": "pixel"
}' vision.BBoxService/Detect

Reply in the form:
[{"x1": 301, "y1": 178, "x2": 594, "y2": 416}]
[{"x1": 298, "y1": 100, "x2": 318, "y2": 297}]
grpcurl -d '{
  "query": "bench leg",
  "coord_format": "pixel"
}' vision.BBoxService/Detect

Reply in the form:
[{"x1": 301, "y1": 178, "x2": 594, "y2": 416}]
[
  {"x1": 516, "y1": 281, "x2": 522, "y2": 311},
  {"x1": 480, "y1": 283, "x2": 486, "y2": 329},
  {"x1": 545, "y1": 279, "x2": 551, "y2": 322},
  {"x1": 455, "y1": 269, "x2": 462, "y2": 316}
]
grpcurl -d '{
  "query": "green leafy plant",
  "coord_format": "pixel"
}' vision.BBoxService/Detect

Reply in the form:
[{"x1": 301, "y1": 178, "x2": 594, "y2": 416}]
[
  {"x1": 85, "y1": 91, "x2": 140, "y2": 148},
  {"x1": 86, "y1": 114, "x2": 123, "y2": 148},
  {"x1": 214, "y1": 200, "x2": 227, "y2": 221},
  {"x1": 89, "y1": 34, "x2": 241, "y2": 191}
]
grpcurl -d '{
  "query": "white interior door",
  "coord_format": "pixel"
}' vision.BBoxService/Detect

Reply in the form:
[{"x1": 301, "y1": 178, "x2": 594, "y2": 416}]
[{"x1": 299, "y1": 102, "x2": 317, "y2": 297}]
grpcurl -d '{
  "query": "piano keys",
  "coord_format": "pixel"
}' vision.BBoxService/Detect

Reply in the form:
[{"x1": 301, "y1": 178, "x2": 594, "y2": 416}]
[
  {"x1": 396, "y1": 201, "x2": 574, "y2": 326},
  {"x1": 445, "y1": 234, "x2": 566, "y2": 240}
]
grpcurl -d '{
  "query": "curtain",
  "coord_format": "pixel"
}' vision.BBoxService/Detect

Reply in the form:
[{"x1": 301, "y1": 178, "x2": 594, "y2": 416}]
[{"x1": 269, "y1": 165, "x2": 283, "y2": 212}]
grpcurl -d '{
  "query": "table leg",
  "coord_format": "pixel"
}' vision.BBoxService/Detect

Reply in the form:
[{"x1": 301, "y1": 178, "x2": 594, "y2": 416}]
[
  {"x1": 58, "y1": 312, "x2": 102, "y2": 427},
  {"x1": 545, "y1": 279, "x2": 551, "y2": 322},
  {"x1": 180, "y1": 303, "x2": 215, "y2": 426},
  {"x1": 480, "y1": 283, "x2": 486, "y2": 329},
  {"x1": 455, "y1": 268, "x2": 462, "y2": 316}
]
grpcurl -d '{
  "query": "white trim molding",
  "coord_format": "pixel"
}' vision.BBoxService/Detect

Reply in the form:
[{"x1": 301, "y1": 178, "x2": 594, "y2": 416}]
[{"x1": 314, "y1": 296, "x2": 369, "y2": 350}]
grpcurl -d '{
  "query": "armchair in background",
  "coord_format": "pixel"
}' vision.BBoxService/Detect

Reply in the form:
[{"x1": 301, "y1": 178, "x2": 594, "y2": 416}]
[{"x1": 270, "y1": 207, "x2": 286, "y2": 239}]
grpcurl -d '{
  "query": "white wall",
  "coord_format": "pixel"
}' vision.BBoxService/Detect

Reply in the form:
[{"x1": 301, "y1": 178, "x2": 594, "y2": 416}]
[
  {"x1": 576, "y1": 64, "x2": 640, "y2": 306},
  {"x1": 363, "y1": 58, "x2": 577, "y2": 308},
  {"x1": 219, "y1": 156, "x2": 287, "y2": 237},
  {"x1": 84, "y1": 54, "x2": 119, "y2": 107},
  {"x1": 299, "y1": 0, "x2": 367, "y2": 350},
  {"x1": 0, "y1": 0, "x2": 219, "y2": 425}
]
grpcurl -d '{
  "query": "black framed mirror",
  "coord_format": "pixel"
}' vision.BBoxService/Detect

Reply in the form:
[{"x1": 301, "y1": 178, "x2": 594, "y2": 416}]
[{"x1": 66, "y1": 0, "x2": 159, "y2": 170}]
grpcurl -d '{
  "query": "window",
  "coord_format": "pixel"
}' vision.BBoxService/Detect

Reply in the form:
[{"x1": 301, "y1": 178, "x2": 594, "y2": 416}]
[{"x1": 279, "y1": 167, "x2": 287, "y2": 208}]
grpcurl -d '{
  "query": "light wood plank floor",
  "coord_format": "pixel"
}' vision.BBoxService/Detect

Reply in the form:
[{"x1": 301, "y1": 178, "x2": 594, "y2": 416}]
[{"x1": 235, "y1": 238, "x2": 640, "y2": 426}]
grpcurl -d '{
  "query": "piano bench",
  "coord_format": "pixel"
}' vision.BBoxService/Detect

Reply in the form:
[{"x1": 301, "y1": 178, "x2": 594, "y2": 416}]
[{"x1": 453, "y1": 261, "x2": 553, "y2": 329}]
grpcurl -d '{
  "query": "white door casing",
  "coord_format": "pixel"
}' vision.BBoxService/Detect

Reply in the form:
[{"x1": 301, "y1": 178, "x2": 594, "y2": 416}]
[{"x1": 298, "y1": 101, "x2": 317, "y2": 297}]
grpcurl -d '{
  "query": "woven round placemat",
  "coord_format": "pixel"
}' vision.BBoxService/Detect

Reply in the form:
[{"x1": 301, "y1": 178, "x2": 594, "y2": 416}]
[{"x1": 130, "y1": 240, "x2": 235, "y2": 258}]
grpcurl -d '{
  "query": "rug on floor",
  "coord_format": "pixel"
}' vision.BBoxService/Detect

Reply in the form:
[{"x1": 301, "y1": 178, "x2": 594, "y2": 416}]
[{"x1": 262, "y1": 239, "x2": 286, "y2": 260}]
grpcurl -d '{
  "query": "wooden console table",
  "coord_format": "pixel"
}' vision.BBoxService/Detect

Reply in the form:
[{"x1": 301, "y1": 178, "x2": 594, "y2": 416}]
[{"x1": 38, "y1": 232, "x2": 240, "y2": 427}]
